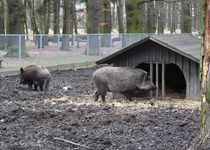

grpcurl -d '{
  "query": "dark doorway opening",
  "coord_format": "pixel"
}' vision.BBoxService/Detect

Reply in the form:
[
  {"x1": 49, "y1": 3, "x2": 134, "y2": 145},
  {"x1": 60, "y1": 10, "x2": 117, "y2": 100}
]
[{"x1": 136, "y1": 63, "x2": 186, "y2": 99}]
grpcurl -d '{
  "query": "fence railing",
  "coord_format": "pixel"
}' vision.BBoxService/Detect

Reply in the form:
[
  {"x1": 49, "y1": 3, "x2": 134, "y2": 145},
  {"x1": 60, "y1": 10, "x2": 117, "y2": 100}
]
[{"x1": 0, "y1": 33, "x2": 152, "y2": 72}]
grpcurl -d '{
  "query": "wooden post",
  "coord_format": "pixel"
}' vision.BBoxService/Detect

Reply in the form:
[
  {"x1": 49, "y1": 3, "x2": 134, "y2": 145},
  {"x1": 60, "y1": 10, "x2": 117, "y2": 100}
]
[
  {"x1": 150, "y1": 60, "x2": 153, "y2": 98},
  {"x1": 162, "y1": 60, "x2": 165, "y2": 99},
  {"x1": 156, "y1": 60, "x2": 159, "y2": 98}
]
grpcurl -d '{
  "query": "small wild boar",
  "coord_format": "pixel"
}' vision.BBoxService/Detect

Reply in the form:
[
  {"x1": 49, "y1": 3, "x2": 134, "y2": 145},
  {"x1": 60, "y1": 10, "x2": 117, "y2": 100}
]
[
  {"x1": 93, "y1": 66, "x2": 156, "y2": 101},
  {"x1": 20, "y1": 65, "x2": 51, "y2": 91}
]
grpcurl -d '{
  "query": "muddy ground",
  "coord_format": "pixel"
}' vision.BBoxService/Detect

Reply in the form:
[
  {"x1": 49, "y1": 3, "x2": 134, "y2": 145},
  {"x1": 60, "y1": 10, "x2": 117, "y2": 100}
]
[{"x1": 0, "y1": 66, "x2": 200, "y2": 150}]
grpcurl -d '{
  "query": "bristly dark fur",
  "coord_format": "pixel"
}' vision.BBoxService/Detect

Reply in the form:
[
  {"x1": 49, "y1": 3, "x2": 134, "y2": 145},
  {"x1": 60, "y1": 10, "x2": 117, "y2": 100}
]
[
  {"x1": 93, "y1": 66, "x2": 156, "y2": 101},
  {"x1": 20, "y1": 65, "x2": 51, "y2": 91}
]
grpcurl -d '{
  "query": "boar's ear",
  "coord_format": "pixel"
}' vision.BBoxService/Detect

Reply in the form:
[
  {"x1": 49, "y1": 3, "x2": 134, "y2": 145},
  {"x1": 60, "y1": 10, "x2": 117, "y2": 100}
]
[{"x1": 20, "y1": 68, "x2": 24, "y2": 74}]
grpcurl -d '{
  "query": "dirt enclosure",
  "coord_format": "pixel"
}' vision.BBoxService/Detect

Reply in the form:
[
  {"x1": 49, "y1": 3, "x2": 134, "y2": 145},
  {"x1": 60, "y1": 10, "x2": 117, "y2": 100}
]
[{"x1": 0, "y1": 66, "x2": 200, "y2": 150}]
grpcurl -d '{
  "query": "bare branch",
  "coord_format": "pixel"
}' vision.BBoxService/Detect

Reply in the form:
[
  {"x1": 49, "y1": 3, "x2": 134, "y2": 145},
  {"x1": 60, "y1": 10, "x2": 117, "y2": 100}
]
[{"x1": 54, "y1": 137, "x2": 92, "y2": 149}]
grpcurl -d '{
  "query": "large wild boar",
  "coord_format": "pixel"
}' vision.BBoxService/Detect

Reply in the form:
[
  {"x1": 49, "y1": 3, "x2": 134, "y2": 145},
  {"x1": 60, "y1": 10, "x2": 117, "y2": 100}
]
[
  {"x1": 93, "y1": 66, "x2": 156, "y2": 101},
  {"x1": 20, "y1": 65, "x2": 51, "y2": 91}
]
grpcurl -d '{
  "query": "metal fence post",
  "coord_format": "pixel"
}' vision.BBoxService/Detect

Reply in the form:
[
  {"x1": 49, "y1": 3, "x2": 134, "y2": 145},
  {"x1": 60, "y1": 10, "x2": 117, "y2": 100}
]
[
  {"x1": 39, "y1": 34, "x2": 43, "y2": 65},
  {"x1": 73, "y1": 34, "x2": 76, "y2": 60},
  {"x1": 109, "y1": 34, "x2": 112, "y2": 54},
  {"x1": 99, "y1": 34, "x2": 101, "y2": 57},
  {"x1": 120, "y1": 33, "x2": 123, "y2": 48},
  {"x1": 86, "y1": 34, "x2": 89, "y2": 56},
  {"x1": 56, "y1": 34, "x2": 60, "y2": 67},
  {"x1": 18, "y1": 35, "x2": 22, "y2": 67}
]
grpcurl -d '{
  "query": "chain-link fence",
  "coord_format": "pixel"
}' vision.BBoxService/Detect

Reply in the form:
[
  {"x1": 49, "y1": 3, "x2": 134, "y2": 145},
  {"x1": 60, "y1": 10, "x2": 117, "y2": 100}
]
[{"x1": 0, "y1": 33, "x2": 151, "y2": 72}]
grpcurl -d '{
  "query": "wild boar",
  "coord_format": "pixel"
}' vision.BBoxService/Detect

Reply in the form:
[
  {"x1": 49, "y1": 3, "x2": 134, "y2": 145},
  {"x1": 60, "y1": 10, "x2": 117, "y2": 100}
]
[
  {"x1": 93, "y1": 66, "x2": 156, "y2": 101},
  {"x1": 20, "y1": 65, "x2": 51, "y2": 91}
]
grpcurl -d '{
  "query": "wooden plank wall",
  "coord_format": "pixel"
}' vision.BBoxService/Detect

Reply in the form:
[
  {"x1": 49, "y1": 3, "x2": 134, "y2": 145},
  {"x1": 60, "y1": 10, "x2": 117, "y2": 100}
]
[{"x1": 112, "y1": 41, "x2": 199, "y2": 100}]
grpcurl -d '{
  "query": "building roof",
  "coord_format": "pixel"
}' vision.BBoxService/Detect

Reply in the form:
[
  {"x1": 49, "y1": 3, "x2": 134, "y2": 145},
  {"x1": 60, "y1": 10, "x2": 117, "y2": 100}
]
[{"x1": 97, "y1": 33, "x2": 201, "y2": 64}]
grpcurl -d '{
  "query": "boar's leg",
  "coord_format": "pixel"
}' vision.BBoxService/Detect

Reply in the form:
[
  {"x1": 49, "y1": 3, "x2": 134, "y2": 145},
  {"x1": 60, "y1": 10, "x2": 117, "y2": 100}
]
[
  {"x1": 95, "y1": 90, "x2": 100, "y2": 101},
  {"x1": 95, "y1": 86, "x2": 107, "y2": 102},
  {"x1": 28, "y1": 83, "x2": 33, "y2": 90},
  {"x1": 39, "y1": 79, "x2": 48, "y2": 91},
  {"x1": 39, "y1": 83, "x2": 43, "y2": 91},
  {"x1": 34, "y1": 84, "x2": 38, "y2": 90},
  {"x1": 45, "y1": 84, "x2": 48, "y2": 90},
  {"x1": 125, "y1": 94, "x2": 132, "y2": 101},
  {"x1": 45, "y1": 80, "x2": 50, "y2": 90},
  {"x1": 123, "y1": 91, "x2": 133, "y2": 101},
  {"x1": 100, "y1": 86, "x2": 107, "y2": 102},
  {"x1": 42, "y1": 79, "x2": 49, "y2": 90}
]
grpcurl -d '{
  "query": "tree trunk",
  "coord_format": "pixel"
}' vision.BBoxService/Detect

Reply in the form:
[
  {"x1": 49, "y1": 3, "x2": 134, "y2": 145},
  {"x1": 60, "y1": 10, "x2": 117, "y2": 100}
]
[
  {"x1": 145, "y1": 1, "x2": 156, "y2": 33},
  {"x1": 86, "y1": 0, "x2": 100, "y2": 55},
  {"x1": 0, "y1": 0, "x2": 5, "y2": 33},
  {"x1": 157, "y1": 1, "x2": 165, "y2": 33},
  {"x1": 167, "y1": 1, "x2": 172, "y2": 32},
  {"x1": 100, "y1": 0, "x2": 111, "y2": 47},
  {"x1": 44, "y1": 0, "x2": 51, "y2": 35},
  {"x1": 53, "y1": 0, "x2": 60, "y2": 34},
  {"x1": 192, "y1": 0, "x2": 200, "y2": 32},
  {"x1": 0, "y1": 0, "x2": 6, "y2": 49},
  {"x1": 72, "y1": 0, "x2": 77, "y2": 35},
  {"x1": 36, "y1": 0, "x2": 44, "y2": 33},
  {"x1": 125, "y1": 0, "x2": 142, "y2": 33},
  {"x1": 180, "y1": 1, "x2": 192, "y2": 33},
  {"x1": 111, "y1": 1, "x2": 117, "y2": 28},
  {"x1": 27, "y1": 0, "x2": 40, "y2": 48},
  {"x1": 27, "y1": 0, "x2": 39, "y2": 34},
  {"x1": 165, "y1": 0, "x2": 178, "y2": 33},
  {"x1": 193, "y1": 0, "x2": 210, "y2": 149},
  {"x1": 24, "y1": 0, "x2": 29, "y2": 40},
  {"x1": 44, "y1": 0, "x2": 51, "y2": 46},
  {"x1": 61, "y1": 0, "x2": 73, "y2": 50},
  {"x1": 6, "y1": 0, "x2": 28, "y2": 57},
  {"x1": 117, "y1": 0, "x2": 128, "y2": 47},
  {"x1": 72, "y1": 0, "x2": 77, "y2": 46},
  {"x1": 197, "y1": 0, "x2": 202, "y2": 33},
  {"x1": 116, "y1": 0, "x2": 126, "y2": 33},
  {"x1": 170, "y1": 2, "x2": 177, "y2": 33}
]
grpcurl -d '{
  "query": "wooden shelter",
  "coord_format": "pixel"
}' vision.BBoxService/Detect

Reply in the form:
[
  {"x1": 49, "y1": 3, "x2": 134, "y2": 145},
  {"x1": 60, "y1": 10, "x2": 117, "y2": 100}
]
[{"x1": 96, "y1": 34, "x2": 200, "y2": 100}]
